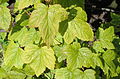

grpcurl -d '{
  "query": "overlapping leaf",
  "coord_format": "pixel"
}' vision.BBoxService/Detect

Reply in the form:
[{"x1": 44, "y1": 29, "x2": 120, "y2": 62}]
[
  {"x1": 29, "y1": 3, "x2": 68, "y2": 46},
  {"x1": 67, "y1": 47, "x2": 93, "y2": 69},
  {"x1": 3, "y1": 41, "x2": 24, "y2": 70},
  {"x1": 93, "y1": 41, "x2": 105, "y2": 53},
  {"x1": 15, "y1": 0, "x2": 41, "y2": 10},
  {"x1": 0, "y1": 68, "x2": 26, "y2": 79},
  {"x1": 63, "y1": 7, "x2": 93, "y2": 44},
  {"x1": 22, "y1": 44, "x2": 56, "y2": 76},
  {"x1": 53, "y1": 45, "x2": 68, "y2": 62},
  {"x1": 0, "y1": 68, "x2": 7, "y2": 78},
  {"x1": 98, "y1": 26, "x2": 115, "y2": 49},
  {"x1": 0, "y1": 5, "x2": 11, "y2": 31},
  {"x1": 64, "y1": 43, "x2": 103, "y2": 70},
  {"x1": 103, "y1": 50, "x2": 117, "y2": 77},
  {"x1": 9, "y1": 27, "x2": 38, "y2": 46},
  {"x1": 55, "y1": 68, "x2": 96, "y2": 79}
]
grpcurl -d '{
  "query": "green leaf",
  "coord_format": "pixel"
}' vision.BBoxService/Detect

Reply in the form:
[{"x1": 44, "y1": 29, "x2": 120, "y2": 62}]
[
  {"x1": 22, "y1": 44, "x2": 56, "y2": 76},
  {"x1": 29, "y1": 3, "x2": 68, "y2": 46},
  {"x1": 20, "y1": 19, "x2": 29, "y2": 26},
  {"x1": 74, "y1": 7, "x2": 87, "y2": 21},
  {"x1": 93, "y1": 41, "x2": 105, "y2": 53},
  {"x1": 0, "y1": 68, "x2": 26, "y2": 79},
  {"x1": 14, "y1": 0, "x2": 41, "y2": 10},
  {"x1": 45, "y1": 70, "x2": 55, "y2": 79},
  {"x1": 65, "y1": 43, "x2": 93, "y2": 69},
  {"x1": 64, "y1": 18, "x2": 93, "y2": 44},
  {"x1": 99, "y1": 26, "x2": 114, "y2": 41},
  {"x1": 103, "y1": 50, "x2": 117, "y2": 77},
  {"x1": 9, "y1": 27, "x2": 28, "y2": 41},
  {"x1": 91, "y1": 54, "x2": 103, "y2": 69},
  {"x1": 100, "y1": 40, "x2": 115, "y2": 49},
  {"x1": 0, "y1": 32, "x2": 7, "y2": 40},
  {"x1": 23, "y1": 65, "x2": 35, "y2": 76},
  {"x1": 55, "y1": 68, "x2": 96, "y2": 79},
  {"x1": 81, "y1": 69, "x2": 96, "y2": 79},
  {"x1": 0, "y1": 68, "x2": 7, "y2": 78},
  {"x1": 53, "y1": 45, "x2": 68, "y2": 62},
  {"x1": 9, "y1": 27, "x2": 38, "y2": 46},
  {"x1": 53, "y1": 33, "x2": 63, "y2": 45},
  {"x1": 98, "y1": 27, "x2": 115, "y2": 49},
  {"x1": 116, "y1": 66, "x2": 120, "y2": 74},
  {"x1": 110, "y1": 13, "x2": 120, "y2": 26},
  {"x1": 7, "y1": 71, "x2": 26, "y2": 79},
  {"x1": 0, "y1": 0, "x2": 8, "y2": 4},
  {"x1": 3, "y1": 41, "x2": 24, "y2": 70},
  {"x1": 0, "y1": 5, "x2": 11, "y2": 31}
]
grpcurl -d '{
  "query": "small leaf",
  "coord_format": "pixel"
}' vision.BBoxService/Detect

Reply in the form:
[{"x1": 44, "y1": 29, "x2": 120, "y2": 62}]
[
  {"x1": 93, "y1": 41, "x2": 105, "y2": 53},
  {"x1": 100, "y1": 40, "x2": 115, "y2": 49},
  {"x1": 23, "y1": 65, "x2": 35, "y2": 76},
  {"x1": 53, "y1": 45, "x2": 68, "y2": 62},
  {"x1": 22, "y1": 44, "x2": 56, "y2": 76}
]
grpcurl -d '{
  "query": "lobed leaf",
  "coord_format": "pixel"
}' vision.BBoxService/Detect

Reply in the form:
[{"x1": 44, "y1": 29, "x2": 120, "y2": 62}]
[
  {"x1": 3, "y1": 41, "x2": 24, "y2": 70},
  {"x1": 29, "y1": 3, "x2": 68, "y2": 46},
  {"x1": 22, "y1": 44, "x2": 56, "y2": 76}
]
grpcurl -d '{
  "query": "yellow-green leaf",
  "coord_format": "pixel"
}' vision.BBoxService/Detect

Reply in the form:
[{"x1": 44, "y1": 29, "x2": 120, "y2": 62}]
[
  {"x1": 15, "y1": 0, "x2": 41, "y2": 10},
  {"x1": 9, "y1": 27, "x2": 38, "y2": 46},
  {"x1": 22, "y1": 44, "x2": 56, "y2": 76},
  {"x1": 64, "y1": 18, "x2": 94, "y2": 44},
  {"x1": 3, "y1": 41, "x2": 24, "y2": 70},
  {"x1": 29, "y1": 3, "x2": 68, "y2": 46},
  {"x1": 0, "y1": 5, "x2": 11, "y2": 31},
  {"x1": 98, "y1": 27, "x2": 115, "y2": 49},
  {"x1": 55, "y1": 68, "x2": 96, "y2": 79}
]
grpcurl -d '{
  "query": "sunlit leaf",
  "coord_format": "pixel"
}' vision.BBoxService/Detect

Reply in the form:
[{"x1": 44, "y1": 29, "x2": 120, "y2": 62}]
[
  {"x1": 7, "y1": 71, "x2": 26, "y2": 79},
  {"x1": 103, "y1": 50, "x2": 117, "y2": 77},
  {"x1": 15, "y1": 0, "x2": 41, "y2": 10},
  {"x1": 9, "y1": 27, "x2": 38, "y2": 46},
  {"x1": 93, "y1": 41, "x2": 105, "y2": 53},
  {"x1": 64, "y1": 18, "x2": 93, "y2": 44},
  {"x1": 22, "y1": 44, "x2": 56, "y2": 76},
  {"x1": 63, "y1": 43, "x2": 93, "y2": 69},
  {"x1": 3, "y1": 41, "x2": 24, "y2": 70},
  {"x1": 55, "y1": 68, "x2": 96, "y2": 79},
  {"x1": 0, "y1": 68, "x2": 7, "y2": 78},
  {"x1": 29, "y1": 3, "x2": 68, "y2": 46},
  {"x1": 0, "y1": 5, "x2": 11, "y2": 31},
  {"x1": 98, "y1": 27, "x2": 115, "y2": 49}
]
